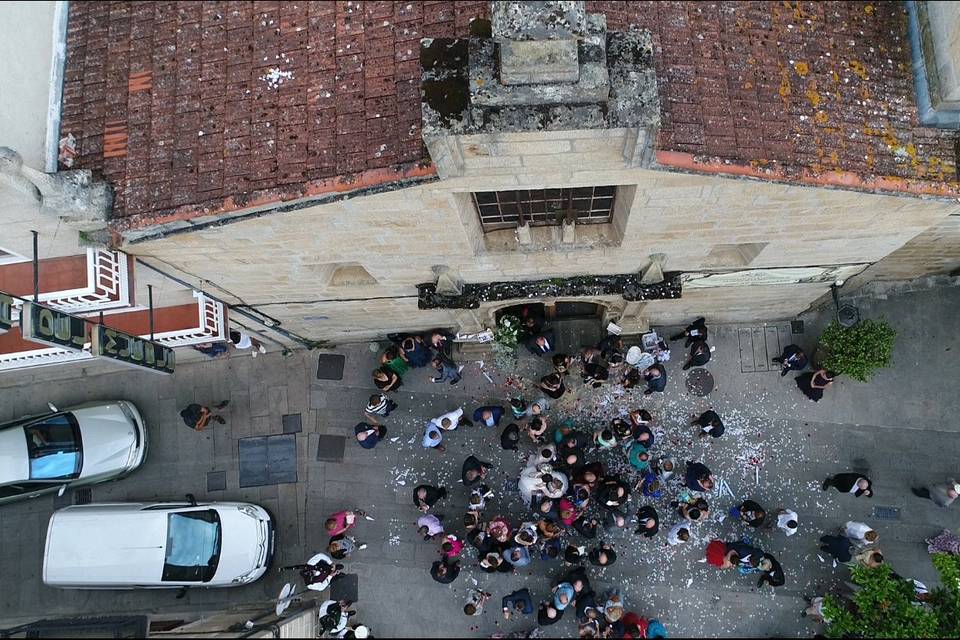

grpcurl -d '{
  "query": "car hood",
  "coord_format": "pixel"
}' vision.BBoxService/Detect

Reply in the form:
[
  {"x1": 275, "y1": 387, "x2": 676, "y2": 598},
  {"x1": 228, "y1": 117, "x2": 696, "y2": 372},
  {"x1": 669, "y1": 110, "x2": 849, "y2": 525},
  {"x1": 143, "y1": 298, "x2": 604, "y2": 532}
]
[
  {"x1": 212, "y1": 507, "x2": 268, "y2": 582},
  {"x1": 74, "y1": 403, "x2": 137, "y2": 478}
]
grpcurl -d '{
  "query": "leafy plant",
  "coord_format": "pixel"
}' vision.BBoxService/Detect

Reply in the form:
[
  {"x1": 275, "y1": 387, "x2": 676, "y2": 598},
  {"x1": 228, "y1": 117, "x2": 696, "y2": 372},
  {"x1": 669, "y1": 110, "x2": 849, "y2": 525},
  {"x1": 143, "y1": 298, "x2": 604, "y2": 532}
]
[
  {"x1": 822, "y1": 558, "x2": 960, "y2": 638},
  {"x1": 818, "y1": 319, "x2": 896, "y2": 382},
  {"x1": 493, "y1": 314, "x2": 521, "y2": 349},
  {"x1": 932, "y1": 554, "x2": 960, "y2": 636}
]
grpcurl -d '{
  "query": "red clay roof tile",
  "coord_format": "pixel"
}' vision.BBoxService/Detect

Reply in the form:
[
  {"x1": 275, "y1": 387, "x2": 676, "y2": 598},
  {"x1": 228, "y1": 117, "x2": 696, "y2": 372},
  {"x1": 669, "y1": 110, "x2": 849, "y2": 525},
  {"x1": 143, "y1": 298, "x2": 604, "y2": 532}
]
[{"x1": 60, "y1": 1, "x2": 958, "y2": 231}]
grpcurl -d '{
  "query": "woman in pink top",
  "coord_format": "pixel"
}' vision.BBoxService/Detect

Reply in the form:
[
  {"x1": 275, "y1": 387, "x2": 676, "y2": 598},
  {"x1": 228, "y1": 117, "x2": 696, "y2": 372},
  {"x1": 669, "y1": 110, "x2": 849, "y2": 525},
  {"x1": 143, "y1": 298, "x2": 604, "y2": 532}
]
[
  {"x1": 325, "y1": 509, "x2": 367, "y2": 536},
  {"x1": 558, "y1": 498, "x2": 579, "y2": 526},
  {"x1": 441, "y1": 534, "x2": 465, "y2": 559}
]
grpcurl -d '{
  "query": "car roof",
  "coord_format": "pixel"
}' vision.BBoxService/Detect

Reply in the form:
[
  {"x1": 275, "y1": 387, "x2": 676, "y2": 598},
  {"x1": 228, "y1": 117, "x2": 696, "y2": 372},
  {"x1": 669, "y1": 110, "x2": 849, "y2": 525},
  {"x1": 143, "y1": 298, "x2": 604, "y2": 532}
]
[
  {"x1": 0, "y1": 427, "x2": 29, "y2": 485},
  {"x1": 45, "y1": 504, "x2": 171, "y2": 584}
]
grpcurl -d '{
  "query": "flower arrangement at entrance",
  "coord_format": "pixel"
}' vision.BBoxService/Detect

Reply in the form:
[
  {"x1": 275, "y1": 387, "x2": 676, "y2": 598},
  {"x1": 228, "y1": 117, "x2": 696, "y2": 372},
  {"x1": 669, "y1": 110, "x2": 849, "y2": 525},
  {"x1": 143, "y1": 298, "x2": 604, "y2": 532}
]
[
  {"x1": 493, "y1": 314, "x2": 521, "y2": 348},
  {"x1": 492, "y1": 314, "x2": 521, "y2": 370}
]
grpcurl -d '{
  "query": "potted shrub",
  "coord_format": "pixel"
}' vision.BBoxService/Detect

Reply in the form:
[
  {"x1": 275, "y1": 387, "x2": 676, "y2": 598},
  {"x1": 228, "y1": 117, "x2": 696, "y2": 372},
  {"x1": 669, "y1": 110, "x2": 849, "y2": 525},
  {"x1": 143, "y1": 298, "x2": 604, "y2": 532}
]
[{"x1": 817, "y1": 319, "x2": 896, "y2": 382}]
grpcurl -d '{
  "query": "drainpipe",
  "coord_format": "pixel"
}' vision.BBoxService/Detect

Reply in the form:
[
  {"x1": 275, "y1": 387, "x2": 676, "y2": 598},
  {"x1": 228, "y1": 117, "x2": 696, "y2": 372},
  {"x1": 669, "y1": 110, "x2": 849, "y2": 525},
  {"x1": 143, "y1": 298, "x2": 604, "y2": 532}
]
[
  {"x1": 905, "y1": 1, "x2": 960, "y2": 128},
  {"x1": 45, "y1": 1, "x2": 70, "y2": 172}
]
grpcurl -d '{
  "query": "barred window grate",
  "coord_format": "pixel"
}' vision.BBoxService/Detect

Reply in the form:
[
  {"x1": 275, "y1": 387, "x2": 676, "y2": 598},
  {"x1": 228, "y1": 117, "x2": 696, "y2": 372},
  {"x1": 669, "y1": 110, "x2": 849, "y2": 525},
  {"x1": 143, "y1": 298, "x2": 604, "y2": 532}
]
[{"x1": 472, "y1": 186, "x2": 617, "y2": 232}]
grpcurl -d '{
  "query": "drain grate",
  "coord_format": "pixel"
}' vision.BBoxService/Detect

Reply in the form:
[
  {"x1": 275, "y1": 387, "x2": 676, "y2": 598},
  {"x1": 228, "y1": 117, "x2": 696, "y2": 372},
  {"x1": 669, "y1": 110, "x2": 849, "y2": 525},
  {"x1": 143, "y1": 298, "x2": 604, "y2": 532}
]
[
  {"x1": 74, "y1": 488, "x2": 92, "y2": 505},
  {"x1": 872, "y1": 506, "x2": 901, "y2": 521}
]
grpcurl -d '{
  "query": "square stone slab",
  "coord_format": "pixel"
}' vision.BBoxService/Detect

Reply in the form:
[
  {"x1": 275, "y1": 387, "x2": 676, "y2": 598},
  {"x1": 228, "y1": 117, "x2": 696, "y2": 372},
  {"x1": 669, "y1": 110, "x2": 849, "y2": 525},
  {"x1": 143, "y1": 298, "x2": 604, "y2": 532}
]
[
  {"x1": 239, "y1": 434, "x2": 298, "y2": 488},
  {"x1": 206, "y1": 470, "x2": 227, "y2": 492},
  {"x1": 330, "y1": 573, "x2": 358, "y2": 603},
  {"x1": 282, "y1": 413, "x2": 302, "y2": 434},
  {"x1": 316, "y1": 353, "x2": 346, "y2": 380},
  {"x1": 315, "y1": 435, "x2": 346, "y2": 462}
]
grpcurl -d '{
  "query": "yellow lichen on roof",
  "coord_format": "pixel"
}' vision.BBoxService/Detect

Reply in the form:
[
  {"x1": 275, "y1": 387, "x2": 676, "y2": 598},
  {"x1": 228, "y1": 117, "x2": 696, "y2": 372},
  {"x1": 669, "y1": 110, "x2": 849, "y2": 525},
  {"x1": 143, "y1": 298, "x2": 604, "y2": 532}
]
[{"x1": 849, "y1": 60, "x2": 869, "y2": 80}]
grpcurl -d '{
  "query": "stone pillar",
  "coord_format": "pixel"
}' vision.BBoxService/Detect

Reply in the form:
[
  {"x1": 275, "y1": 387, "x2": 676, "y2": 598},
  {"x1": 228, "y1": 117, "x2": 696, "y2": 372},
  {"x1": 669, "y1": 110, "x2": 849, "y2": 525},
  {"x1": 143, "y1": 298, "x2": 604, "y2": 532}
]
[{"x1": 491, "y1": 1, "x2": 586, "y2": 86}]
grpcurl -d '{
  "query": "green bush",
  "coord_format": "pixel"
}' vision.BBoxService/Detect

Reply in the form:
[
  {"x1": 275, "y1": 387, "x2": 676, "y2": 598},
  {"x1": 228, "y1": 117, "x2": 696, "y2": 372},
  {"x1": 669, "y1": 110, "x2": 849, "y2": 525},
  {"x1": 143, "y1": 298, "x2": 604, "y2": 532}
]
[
  {"x1": 818, "y1": 319, "x2": 896, "y2": 382},
  {"x1": 823, "y1": 557, "x2": 960, "y2": 638}
]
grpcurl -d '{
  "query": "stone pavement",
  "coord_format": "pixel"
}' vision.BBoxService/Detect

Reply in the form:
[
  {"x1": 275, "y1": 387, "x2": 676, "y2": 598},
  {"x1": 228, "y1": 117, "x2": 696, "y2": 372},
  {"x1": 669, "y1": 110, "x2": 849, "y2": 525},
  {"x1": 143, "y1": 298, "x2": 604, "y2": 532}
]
[{"x1": 0, "y1": 282, "x2": 958, "y2": 637}]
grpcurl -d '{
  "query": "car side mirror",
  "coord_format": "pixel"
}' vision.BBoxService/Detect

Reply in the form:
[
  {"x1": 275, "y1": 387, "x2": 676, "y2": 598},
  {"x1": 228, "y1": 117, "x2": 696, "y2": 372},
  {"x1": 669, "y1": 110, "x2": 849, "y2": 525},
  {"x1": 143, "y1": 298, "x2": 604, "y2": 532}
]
[
  {"x1": 57, "y1": 485, "x2": 68, "y2": 497},
  {"x1": 185, "y1": 493, "x2": 197, "y2": 506},
  {"x1": 48, "y1": 402, "x2": 58, "y2": 412}
]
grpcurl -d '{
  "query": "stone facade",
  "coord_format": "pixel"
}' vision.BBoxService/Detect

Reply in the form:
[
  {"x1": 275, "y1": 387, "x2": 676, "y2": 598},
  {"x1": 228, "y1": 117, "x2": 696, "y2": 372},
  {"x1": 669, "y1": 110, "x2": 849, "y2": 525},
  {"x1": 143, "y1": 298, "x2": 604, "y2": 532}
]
[
  {"x1": 124, "y1": 126, "x2": 958, "y2": 343},
  {"x1": 857, "y1": 213, "x2": 960, "y2": 281}
]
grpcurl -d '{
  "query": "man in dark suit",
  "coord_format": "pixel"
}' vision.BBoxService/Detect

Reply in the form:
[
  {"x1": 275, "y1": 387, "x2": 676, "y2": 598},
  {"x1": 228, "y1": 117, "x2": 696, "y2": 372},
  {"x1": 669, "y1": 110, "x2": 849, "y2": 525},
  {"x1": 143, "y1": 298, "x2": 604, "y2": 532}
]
[
  {"x1": 472, "y1": 405, "x2": 504, "y2": 427},
  {"x1": 642, "y1": 364, "x2": 667, "y2": 395},
  {"x1": 822, "y1": 472, "x2": 873, "y2": 497},
  {"x1": 670, "y1": 317, "x2": 708, "y2": 347},
  {"x1": 525, "y1": 328, "x2": 556, "y2": 356}
]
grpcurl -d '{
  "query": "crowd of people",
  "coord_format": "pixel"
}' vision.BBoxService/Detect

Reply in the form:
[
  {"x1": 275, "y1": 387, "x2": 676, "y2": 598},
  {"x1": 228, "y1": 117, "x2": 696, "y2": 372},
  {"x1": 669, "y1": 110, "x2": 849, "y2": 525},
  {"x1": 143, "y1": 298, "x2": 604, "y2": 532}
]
[{"x1": 331, "y1": 313, "x2": 955, "y2": 637}]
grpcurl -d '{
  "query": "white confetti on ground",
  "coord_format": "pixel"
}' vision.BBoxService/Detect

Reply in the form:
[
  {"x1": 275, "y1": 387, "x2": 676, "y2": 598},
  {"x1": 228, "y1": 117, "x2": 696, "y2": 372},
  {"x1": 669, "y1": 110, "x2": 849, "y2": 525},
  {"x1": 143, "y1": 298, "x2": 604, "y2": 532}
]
[{"x1": 259, "y1": 67, "x2": 294, "y2": 89}]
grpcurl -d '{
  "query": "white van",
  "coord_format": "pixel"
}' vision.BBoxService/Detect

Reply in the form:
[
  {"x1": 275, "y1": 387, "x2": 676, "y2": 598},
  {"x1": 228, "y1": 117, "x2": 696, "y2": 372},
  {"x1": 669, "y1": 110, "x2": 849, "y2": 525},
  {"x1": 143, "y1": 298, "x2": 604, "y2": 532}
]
[{"x1": 43, "y1": 501, "x2": 274, "y2": 589}]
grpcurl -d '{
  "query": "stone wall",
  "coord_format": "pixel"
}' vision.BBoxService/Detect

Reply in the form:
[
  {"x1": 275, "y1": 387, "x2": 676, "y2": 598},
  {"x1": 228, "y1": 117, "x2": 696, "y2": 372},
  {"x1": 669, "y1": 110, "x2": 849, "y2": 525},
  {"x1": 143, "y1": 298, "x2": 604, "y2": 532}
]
[
  {"x1": 855, "y1": 214, "x2": 960, "y2": 281},
  {"x1": 124, "y1": 127, "x2": 958, "y2": 343}
]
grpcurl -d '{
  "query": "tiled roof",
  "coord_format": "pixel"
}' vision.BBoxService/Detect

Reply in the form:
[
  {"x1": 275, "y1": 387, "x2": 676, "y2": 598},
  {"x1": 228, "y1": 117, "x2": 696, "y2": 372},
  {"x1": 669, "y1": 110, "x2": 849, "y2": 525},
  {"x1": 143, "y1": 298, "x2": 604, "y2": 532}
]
[
  {"x1": 60, "y1": 1, "x2": 958, "y2": 230},
  {"x1": 594, "y1": 1, "x2": 959, "y2": 194}
]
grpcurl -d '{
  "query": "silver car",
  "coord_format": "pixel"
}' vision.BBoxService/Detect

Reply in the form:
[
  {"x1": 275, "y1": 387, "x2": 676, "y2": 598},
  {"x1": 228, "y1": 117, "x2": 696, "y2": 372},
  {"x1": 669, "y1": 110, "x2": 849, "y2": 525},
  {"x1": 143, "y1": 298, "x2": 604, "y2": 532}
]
[{"x1": 0, "y1": 401, "x2": 147, "y2": 505}]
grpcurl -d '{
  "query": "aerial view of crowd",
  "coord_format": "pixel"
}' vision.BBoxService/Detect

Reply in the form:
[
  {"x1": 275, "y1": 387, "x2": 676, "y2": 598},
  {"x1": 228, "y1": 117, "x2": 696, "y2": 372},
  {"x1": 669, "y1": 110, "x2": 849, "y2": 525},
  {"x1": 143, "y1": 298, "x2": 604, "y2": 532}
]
[{"x1": 281, "y1": 309, "x2": 957, "y2": 638}]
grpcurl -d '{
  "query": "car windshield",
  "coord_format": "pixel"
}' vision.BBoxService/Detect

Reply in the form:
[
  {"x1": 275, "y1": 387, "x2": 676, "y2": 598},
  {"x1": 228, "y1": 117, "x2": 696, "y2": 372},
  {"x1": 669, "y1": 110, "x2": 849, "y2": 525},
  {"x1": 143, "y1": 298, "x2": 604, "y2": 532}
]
[
  {"x1": 162, "y1": 510, "x2": 222, "y2": 583},
  {"x1": 23, "y1": 414, "x2": 82, "y2": 480}
]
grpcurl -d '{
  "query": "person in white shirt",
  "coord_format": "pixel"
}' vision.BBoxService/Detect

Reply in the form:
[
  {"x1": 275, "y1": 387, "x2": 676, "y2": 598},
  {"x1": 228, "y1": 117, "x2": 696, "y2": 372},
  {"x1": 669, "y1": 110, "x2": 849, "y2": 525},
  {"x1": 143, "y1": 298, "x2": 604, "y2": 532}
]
[
  {"x1": 667, "y1": 522, "x2": 690, "y2": 545},
  {"x1": 432, "y1": 407, "x2": 465, "y2": 431},
  {"x1": 844, "y1": 521, "x2": 878, "y2": 545},
  {"x1": 775, "y1": 508, "x2": 799, "y2": 536},
  {"x1": 228, "y1": 329, "x2": 267, "y2": 356}
]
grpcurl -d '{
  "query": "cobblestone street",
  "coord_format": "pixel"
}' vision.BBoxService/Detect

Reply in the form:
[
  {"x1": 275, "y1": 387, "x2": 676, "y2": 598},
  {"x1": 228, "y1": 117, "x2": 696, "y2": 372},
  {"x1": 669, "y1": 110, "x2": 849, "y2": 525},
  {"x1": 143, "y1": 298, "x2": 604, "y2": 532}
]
[{"x1": 0, "y1": 282, "x2": 958, "y2": 637}]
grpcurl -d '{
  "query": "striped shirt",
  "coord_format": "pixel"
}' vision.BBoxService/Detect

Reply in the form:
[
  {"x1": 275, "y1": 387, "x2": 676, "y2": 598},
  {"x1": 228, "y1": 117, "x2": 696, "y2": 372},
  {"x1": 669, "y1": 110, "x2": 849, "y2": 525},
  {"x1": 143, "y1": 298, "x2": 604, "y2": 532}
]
[{"x1": 366, "y1": 394, "x2": 389, "y2": 415}]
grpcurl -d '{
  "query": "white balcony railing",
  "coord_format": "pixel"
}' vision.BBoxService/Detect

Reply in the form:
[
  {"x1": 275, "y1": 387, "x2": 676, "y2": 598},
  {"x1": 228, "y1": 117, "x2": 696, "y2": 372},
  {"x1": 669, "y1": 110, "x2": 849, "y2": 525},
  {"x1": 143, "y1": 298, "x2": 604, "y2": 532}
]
[{"x1": 0, "y1": 291, "x2": 228, "y2": 372}]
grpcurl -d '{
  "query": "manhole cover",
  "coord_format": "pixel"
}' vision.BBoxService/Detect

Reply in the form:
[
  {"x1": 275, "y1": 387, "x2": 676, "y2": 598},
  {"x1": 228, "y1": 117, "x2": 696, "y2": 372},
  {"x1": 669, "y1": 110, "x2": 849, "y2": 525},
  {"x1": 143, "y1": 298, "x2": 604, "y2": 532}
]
[
  {"x1": 330, "y1": 573, "x2": 358, "y2": 602},
  {"x1": 316, "y1": 435, "x2": 346, "y2": 462},
  {"x1": 282, "y1": 413, "x2": 302, "y2": 434},
  {"x1": 685, "y1": 368, "x2": 715, "y2": 396},
  {"x1": 316, "y1": 354, "x2": 345, "y2": 380},
  {"x1": 872, "y1": 506, "x2": 901, "y2": 521},
  {"x1": 207, "y1": 470, "x2": 227, "y2": 491}
]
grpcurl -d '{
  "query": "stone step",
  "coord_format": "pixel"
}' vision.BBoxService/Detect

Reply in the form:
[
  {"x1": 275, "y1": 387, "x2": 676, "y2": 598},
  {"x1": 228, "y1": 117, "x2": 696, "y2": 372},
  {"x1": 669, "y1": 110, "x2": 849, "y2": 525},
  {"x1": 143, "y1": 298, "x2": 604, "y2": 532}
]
[{"x1": 455, "y1": 341, "x2": 496, "y2": 361}]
